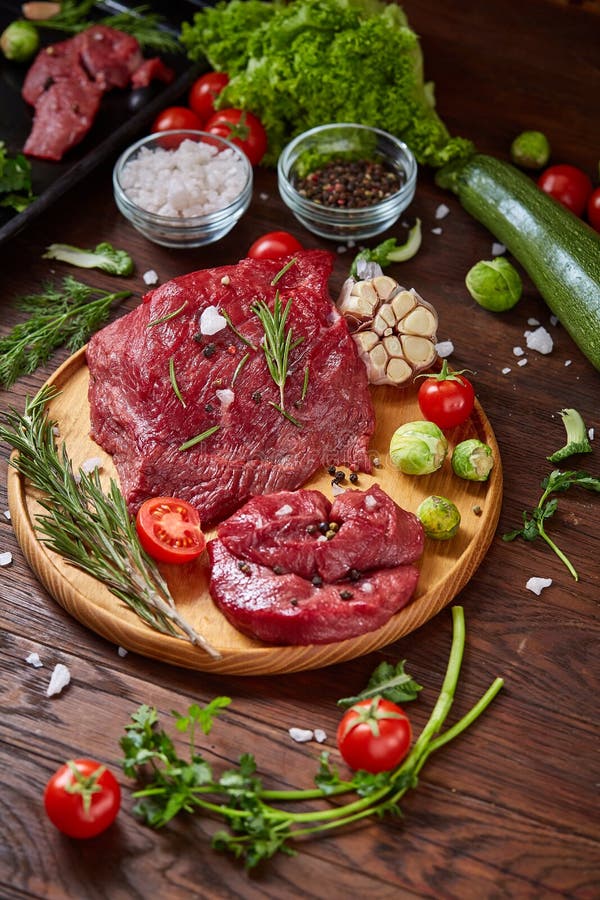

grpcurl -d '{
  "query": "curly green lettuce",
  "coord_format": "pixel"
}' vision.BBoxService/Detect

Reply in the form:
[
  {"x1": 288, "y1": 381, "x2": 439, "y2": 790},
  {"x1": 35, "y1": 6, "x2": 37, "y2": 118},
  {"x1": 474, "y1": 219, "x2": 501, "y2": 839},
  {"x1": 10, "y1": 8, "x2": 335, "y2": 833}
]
[{"x1": 181, "y1": 0, "x2": 473, "y2": 167}]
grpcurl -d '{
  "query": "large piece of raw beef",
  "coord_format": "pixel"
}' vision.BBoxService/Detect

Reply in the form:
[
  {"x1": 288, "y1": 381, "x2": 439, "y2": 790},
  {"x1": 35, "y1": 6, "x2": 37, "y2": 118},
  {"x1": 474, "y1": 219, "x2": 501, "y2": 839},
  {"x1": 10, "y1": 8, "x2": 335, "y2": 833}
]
[
  {"x1": 208, "y1": 484, "x2": 424, "y2": 644},
  {"x1": 87, "y1": 250, "x2": 376, "y2": 525}
]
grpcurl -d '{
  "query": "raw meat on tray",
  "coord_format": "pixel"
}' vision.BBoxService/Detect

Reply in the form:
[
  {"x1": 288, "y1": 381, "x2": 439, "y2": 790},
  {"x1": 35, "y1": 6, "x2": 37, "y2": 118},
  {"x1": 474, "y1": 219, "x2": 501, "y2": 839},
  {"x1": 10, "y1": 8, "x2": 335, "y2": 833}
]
[{"x1": 86, "y1": 250, "x2": 376, "y2": 526}]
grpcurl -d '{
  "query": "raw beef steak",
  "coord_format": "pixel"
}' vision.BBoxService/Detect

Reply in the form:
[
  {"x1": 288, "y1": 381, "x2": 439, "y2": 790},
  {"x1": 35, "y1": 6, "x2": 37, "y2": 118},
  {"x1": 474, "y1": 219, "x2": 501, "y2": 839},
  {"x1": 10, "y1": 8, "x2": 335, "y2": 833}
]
[
  {"x1": 87, "y1": 251, "x2": 376, "y2": 525},
  {"x1": 208, "y1": 484, "x2": 424, "y2": 644}
]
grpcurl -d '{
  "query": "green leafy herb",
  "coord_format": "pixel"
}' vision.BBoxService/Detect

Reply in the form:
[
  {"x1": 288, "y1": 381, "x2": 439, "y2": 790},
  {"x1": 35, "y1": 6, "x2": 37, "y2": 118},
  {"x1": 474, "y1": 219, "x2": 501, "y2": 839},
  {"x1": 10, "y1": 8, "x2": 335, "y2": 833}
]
[
  {"x1": 120, "y1": 606, "x2": 502, "y2": 868},
  {"x1": 180, "y1": 0, "x2": 473, "y2": 168},
  {"x1": 43, "y1": 242, "x2": 134, "y2": 276},
  {"x1": 179, "y1": 425, "x2": 221, "y2": 451},
  {"x1": 168, "y1": 357, "x2": 186, "y2": 407},
  {"x1": 34, "y1": 1, "x2": 181, "y2": 53},
  {"x1": 503, "y1": 469, "x2": 600, "y2": 580},
  {"x1": 252, "y1": 293, "x2": 303, "y2": 425},
  {"x1": 547, "y1": 408, "x2": 592, "y2": 464},
  {"x1": 0, "y1": 388, "x2": 219, "y2": 656},
  {"x1": 337, "y1": 660, "x2": 423, "y2": 709},
  {"x1": 0, "y1": 141, "x2": 35, "y2": 212},
  {"x1": 0, "y1": 276, "x2": 131, "y2": 390}
]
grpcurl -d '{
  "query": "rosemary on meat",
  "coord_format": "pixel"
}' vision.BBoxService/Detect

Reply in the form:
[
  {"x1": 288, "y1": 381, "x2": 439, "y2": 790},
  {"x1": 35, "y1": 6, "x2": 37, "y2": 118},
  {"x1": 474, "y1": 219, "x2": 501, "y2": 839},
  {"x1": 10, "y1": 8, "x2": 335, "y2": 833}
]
[
  {"x1": 231, "y1": 352, "x2": 250, "y2": 387},
  {"x1": 147, "y1": 301, "x2": 188, "y2": 328},
  {"x1": 34, "y1": 2, "x2": 182, "y2": 54},
  {"x1": 0, "y1": 387, "x2": 219, "y2": 657},
  {"x1": 168, "y1": 356, "x2": 186, "y2": 407},
  {"x1": 179, "y1": 425, "x2": 221, "y2": 452},
  {"x1": 220, "y1": 309, "x2": 257, "y2": 350},
  {"x1": 252, "y1": 293, "x2": 304, "y2": 426},
  {"x1": 0, "y1": 276, "x2": 130, "y2": 390}
]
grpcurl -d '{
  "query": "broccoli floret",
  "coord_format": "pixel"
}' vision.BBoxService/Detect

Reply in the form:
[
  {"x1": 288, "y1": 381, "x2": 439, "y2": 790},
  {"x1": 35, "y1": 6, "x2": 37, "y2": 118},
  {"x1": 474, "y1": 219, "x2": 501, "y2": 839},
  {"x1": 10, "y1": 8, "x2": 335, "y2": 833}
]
[
  {"x1": 548, "y1": 408, "x2": 593, "y2": 463},
  {"x1": 42, "y1": 242, "x2": 134, "y2": 276}
]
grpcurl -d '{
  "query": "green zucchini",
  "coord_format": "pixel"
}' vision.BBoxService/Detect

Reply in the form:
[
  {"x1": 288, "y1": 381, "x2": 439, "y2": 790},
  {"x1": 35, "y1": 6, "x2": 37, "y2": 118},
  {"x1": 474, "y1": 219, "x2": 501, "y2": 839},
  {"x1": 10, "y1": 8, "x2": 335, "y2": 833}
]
[{"x1": 436, "y1": 153, "x2": 600, "y2": 371}]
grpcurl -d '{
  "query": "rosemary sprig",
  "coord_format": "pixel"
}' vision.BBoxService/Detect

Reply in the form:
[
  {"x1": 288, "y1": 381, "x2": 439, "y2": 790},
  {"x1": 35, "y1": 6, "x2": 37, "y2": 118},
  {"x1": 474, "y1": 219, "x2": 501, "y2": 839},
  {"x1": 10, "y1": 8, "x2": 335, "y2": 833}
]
[
  {"x1": 169, "y1": 357, "x2": 186, "y2": 407},
  {"x1": 231, "y1": 352, "x2": 250, "y2": 387},
  {"x1": 220, "y1": 309, "x2": 257, "y2": 350},
  {"x1": 252, "y1": 293, "x2": 303, "y2": 424},
  {"x1": 0, "y1": 276, "x2": 130, "y2": 390},
  {"x1": 147, "y1": 301, "x2": 188, "y2": 328},
  {"x1": 179, "y1": 425, "x2": 220, "y2": 452},
  {"x1": 34, "y1": 2, "x2": 182, "y2": 54},
  {"x1": 0, "y1": 388, "x2": 219, "y2": 658}
]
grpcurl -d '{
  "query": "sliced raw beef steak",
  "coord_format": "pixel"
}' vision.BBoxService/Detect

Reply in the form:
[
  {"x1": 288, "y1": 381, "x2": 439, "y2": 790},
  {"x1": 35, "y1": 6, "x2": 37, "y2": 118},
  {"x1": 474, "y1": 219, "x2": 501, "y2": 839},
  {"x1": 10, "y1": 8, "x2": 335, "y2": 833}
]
[
  {"x1": 87, "y1": 250, "x2": 376, "y2": 525},
  {"x1": 208, "y1": 484, "x2": 424, "y2": 644}
]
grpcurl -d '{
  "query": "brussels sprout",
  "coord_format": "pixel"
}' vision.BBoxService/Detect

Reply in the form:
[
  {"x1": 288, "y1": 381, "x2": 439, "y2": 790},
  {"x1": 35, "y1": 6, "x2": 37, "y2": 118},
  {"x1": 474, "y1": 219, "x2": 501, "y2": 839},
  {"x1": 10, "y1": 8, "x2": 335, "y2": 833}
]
[
  {"x1": 465, "y1": 257, "x2": 522, "y2": 312},
  {"x1": 452, "y1": 439, "x2": 494, "y2": 481},
  {"x1": 510, "y1": 130, "x2": 551, "y2": 170},
  {"x1": 0, "y1": 20, "x2": 39, "y2": 62},
  {"x1": 390, "y1": 420, "x2": 448, "y2": 475},
  {"x1": 416, "y1": 495, "x2": 461, "y2": 540}
]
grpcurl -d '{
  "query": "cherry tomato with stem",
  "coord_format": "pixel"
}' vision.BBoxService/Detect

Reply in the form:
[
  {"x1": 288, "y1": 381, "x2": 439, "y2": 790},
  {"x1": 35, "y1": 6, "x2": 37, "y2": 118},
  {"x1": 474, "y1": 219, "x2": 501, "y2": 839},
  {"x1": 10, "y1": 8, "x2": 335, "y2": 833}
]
[
  {"x1": 537, "y1": 164, "x2": 593, "y2": 217},
  {"x1": 188, "y1": 71, "x2": 229, "y2": 123},
  {"x1": 248, "y1": 231, "x2": 304, "y2": 260},
  {"x1": 204, "y1": 108, "x2": 267, "y2": 166},
  {"x1": 44, "y1": 759, "x2": 121, "y2": 839},
  {"x1": 587, "y1": 187, "x2": 600, "y2": 232},
  {"x1": 151, "y1": 106, "x2": 203, "y2": 134},
  {"x1": 416, "y1": 359, "x2": 475, "y2": 430},
  {"x1": 337, "y1": 697, "x2": 412, "y2": 774},
  {"x1": 136, "y1": 497, "x2": 206, "y2": 565}
]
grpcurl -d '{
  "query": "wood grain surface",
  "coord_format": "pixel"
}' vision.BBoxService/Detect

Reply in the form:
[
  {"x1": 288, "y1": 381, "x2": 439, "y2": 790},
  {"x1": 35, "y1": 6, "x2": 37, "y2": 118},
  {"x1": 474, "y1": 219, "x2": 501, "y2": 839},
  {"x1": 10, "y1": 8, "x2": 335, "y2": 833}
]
[{"x1": 1, "y1": 1, "x2": 599, "y2": 898}]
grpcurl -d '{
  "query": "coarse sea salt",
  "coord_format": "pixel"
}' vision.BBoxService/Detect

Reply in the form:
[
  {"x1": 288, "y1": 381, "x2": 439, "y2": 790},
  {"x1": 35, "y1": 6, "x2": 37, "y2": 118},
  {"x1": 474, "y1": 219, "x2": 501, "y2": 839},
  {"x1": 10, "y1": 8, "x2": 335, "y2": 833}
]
[
  {"x1": 525, "y1": 325, "x2": 553, "y2": 355},
  {"x1": 491, "y1": 242, "x2": 506, "y2": 256},
  {"x1": 121, "y1": 139, "x2": 248, "y2": 218},
  {"x1": 435, "y1": 203, "x2": 450, "y2": 219},
  {"x1": 431, "y1": 227, "x2": 443, "y2": 235},
  {"x1": 0, "y1": 551, "x2": 12, "y2": 567},
  {"x1": 25, "y1": 652, "x2": 43, "y2": 668},
  {"x1": 289, "y1": 728, "x2": 314, "y2": 743},
  {"x1": 216, "y1": 388, "x2": 234, "y2": 408},
  {"x1": 200, "y1": 305, "x2": 227, "y2": 335},
  {"x1": 275, "y1": 504, "x2": 293, "y2": 518},
  {"x1": 502, "y1": 367, "x2": 512, "y2": 375},
  {"x1": 46, "y1": 663, "x2": 71, "y2": 697},
  {"x1": 526, "y1": 576, "x2": 553, "y2": 595},
  {"x1": 143, "y1": 269, "x2": 159, "y2": 286},
  {"x1": 435, "y1": 340, "x2": 454, "y2": 358},
  {"x1": 3, "y1": 509, "x2": 10, "y2": 520}
]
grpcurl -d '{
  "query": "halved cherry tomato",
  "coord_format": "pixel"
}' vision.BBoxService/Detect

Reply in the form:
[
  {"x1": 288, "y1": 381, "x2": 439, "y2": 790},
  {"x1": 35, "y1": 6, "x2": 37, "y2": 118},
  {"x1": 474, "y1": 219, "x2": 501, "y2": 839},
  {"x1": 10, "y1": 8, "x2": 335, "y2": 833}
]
[
  {"x1": 188, "y1": 71, "x2": 229, "y2": 123},
  {"x1": 151, "y1": 106, "x2": 203, "y2": 134},
  {"x1": 417, "y1": 360, "x2": 475, "y2": 430},
  {"x1": 337, "y1": 697, "x2": 412, "y2": 774},
  {"x1": 247, "y1": 231, "x2": 304, "y2": 260},
  {"x1": 44, "y1": 759, "x2": 121, "y2": 839},
  {"x1": 204, "y1": 108, "x2": 267, "y2": 166},
  {"x1": 537, "y1": 164, "x2": 593, "y2": 217},
  {"x1": 136, "y1": 497, "x2": 206, "y2": 564},
  {"x1": 587, "y1": 187, "x2": 600, "y2": 232}
]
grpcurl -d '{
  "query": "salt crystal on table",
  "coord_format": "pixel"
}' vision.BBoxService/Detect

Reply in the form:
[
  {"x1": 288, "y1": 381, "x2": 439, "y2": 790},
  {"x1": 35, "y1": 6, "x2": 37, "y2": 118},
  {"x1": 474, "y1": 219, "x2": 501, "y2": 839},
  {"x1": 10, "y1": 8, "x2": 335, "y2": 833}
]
[
  {"x1": 25, "y1": 652, "x2": 43, "y2": 668},
  {"x1": 143, "y1": 269, "x2": 159, "y2": 285},
  {"x1": 435, "y1": 203, "x2": 450, "y2": 219},
  {"x1": 117, "y1": 646, "x2": 128, "y2": 657},
  {"x1": 513, "y1": 346, "x2": 524, "y2": 357},
  {"x1": 526, "y1": 577, "x2": 553, "y2": 595},
  {"x1": 517, "y1": 358, "x2": 528, "y2": 366},
  {"x1": 589, "y1": 428, "x2": 595, "y2": 441},
  {"x1": 289, "y1": 728, "x2": 314, "y2": 743},
  {"x1": 431, "y1": 227, "x2": 443, "y2": 235},
  {"x1": 0, "y1": 551, "x2": 12, "y2": 567},
  {"x1": 314, "y1": 729, "x2": 327, "y2": 744},
  {"x1": 492, "y1": 242, "x2": 506, "y2": 256},
  {"x1": 527, "y1": 318, "x2": 540, "y2": 326},
  {"x1": 502, "y1": 367, "x2": 512, "y2": 375},
  {"x1": 525, "y1": 325, "x2": 553, "y2": 355},
  {"x1": 3, "y1": 509, "x2": 10, "y2": 520},
  {"x1": 565, "y1": 360, "x2": 572, "y2": 367},
  {"x1": 46, "y1": 663, "x2": 71, "y2": 697},
  {"x1": 435, "y1": 340, "x2": 454, "y2": 358},
  {"x1": 80, "y1": 457, "x2": 103, "y2": 474}
]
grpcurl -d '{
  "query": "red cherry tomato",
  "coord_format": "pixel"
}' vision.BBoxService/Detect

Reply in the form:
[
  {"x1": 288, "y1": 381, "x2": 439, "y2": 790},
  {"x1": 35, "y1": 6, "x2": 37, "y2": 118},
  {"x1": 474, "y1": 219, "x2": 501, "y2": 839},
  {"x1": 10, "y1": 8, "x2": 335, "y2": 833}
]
[
  {"x1": 417, "y1": 360, "x2": 475, "y2": 430},
  {"x1": 135, "y1": 497, "x2": 206, "y2": 564},
  {"x1": 587, "y1": 187, "x2": 600, "y2": 232},
  {"x1": 337, "y1": 697, "x2": 412, "y2": 774},
  {"x1": 188, "y1": 71, "x2": 229, "y2": 123},
  {"x1": 247, "y1": 231, "x2": 304, "y2": 260},
  {"x1": 151, "y1": 106, "x2": 203, "y2": 133},
  {"x1": 204, "y1": 108, "x2": 267, "y2": 166},
  {"x1": 537, "y1": 164, "x2": 593, "y2": 217},
  {"x1": 44, "y1": 759, "x2": 121, "y2": 839}
]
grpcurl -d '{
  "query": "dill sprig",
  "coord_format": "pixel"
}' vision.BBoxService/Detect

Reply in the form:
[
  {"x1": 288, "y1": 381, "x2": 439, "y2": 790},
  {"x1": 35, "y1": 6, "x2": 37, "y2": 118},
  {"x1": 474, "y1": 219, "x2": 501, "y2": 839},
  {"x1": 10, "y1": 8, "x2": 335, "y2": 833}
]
[
  {"x1": 0, "y1": 276, "x2": 131, "y2": 390},
  {"x1": 0, "y1": 388, "x2": 220, "y2": 658},
  {"x1": 252, "y1": 293, "x2": 303, "y2": 426},
  {"x1": 35, "y1": 2, "x2": 182, "y2": 54}
]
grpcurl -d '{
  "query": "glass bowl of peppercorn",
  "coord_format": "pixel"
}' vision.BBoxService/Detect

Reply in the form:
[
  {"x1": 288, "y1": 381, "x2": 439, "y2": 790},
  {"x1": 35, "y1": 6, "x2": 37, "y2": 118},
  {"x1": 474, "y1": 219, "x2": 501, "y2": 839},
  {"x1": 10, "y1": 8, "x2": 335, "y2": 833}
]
[{"x1": 277, "y1": 123, "x2": 417, "y2": 241}]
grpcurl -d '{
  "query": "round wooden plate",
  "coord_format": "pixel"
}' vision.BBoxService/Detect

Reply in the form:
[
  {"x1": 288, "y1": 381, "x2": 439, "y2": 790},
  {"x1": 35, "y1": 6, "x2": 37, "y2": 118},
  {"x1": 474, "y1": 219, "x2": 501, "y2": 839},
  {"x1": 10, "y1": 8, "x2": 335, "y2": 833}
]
[{"x1": 8, "y1": 347, "x2": 502, "y2": 675}]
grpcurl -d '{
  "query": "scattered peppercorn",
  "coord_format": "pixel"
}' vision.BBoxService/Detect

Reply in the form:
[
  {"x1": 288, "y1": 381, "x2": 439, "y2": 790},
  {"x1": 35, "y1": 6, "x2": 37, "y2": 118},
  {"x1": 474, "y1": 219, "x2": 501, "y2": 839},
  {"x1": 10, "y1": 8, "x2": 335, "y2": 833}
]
[
  {"x1": 472, "y1": 505, "x2": 483, "y2": 516},
  {"x1": 306, "y1": 523, "x2": 317, "y2": 534},
  {"x1": 227, "y1": 344, "x2": 236, "y2": 355},
  {"x1": 339, "y1": 589, "x2": 354, "y2": 600},
  {"x1": 294, "y1": 158, "x2": 403, "y2": 209},
  {"x1": 237, "y1": 561, "x2": 251, "y2": 576},
  {"x1": 334, "y1": 471, "x2": 345, "y2": 483},
  {"x1": 203, "y1": 343, "x2": 216, "y2": 358},
  {"x1": 328, "y1": 522, "x2": 339, "y2": 533},
  {"x1": 252, "y1": 390, "x2": 262, "y2": 403},
  {"x1": 273, "y1": 565, "x2": 285, "y2": 575},
  {"x1": 349, "y1": 473, "x2": 359, "y2": 484},
  {"x1": 328, "y1": 465, "x2": 337, "y2": 476},
  {"x1": 311, "y1": 574, "x2": 323, "y2": 587},
  {"x1": 290, "y1": 598, "x2": 299, "y2": 607},
  {"x1": 204, "y1": 403, "x2": 214, "y2": 413},
  {"x1": 349, "y1": 568, "x2": 361, "y2": 581},
  {"x1": 318, "y1": 522, "x2": 329, "y2": 534}
]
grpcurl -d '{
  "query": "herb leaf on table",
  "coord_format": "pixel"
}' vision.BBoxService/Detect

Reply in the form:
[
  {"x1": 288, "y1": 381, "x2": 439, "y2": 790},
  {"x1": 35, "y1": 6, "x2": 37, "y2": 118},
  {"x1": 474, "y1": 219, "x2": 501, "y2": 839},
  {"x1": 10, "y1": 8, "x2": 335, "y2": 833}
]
[{"x1": 337, "y1": 659, "x2": 423, "y2": 709}]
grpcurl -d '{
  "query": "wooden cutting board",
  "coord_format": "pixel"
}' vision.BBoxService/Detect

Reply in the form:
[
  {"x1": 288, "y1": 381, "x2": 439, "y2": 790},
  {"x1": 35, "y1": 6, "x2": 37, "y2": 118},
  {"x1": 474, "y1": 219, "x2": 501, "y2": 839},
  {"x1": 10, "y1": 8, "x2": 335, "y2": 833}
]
[{"x1": 8, "y1": 347, "x2": 502, "y2": 675}]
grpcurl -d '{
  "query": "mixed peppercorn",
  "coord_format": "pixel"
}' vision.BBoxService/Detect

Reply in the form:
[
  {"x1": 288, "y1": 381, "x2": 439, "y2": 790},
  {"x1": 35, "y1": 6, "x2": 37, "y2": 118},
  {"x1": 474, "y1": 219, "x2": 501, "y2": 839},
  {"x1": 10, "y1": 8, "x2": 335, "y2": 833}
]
[{"x1": 294, "y1": 158, "x2": 403, "y2": 209}]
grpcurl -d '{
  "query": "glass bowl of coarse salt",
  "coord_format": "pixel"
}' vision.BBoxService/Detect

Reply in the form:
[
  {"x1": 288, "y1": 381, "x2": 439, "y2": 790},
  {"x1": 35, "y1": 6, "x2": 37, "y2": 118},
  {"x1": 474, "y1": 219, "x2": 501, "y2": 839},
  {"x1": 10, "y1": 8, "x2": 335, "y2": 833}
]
[{"x1": 113, "y1": 130, "x2": 253, "y2": 248}]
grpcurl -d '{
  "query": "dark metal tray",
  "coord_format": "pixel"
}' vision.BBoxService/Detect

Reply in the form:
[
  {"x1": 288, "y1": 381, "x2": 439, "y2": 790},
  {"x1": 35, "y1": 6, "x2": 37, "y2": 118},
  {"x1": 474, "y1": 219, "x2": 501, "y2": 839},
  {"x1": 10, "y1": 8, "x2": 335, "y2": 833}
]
[{"x1": 0, "y1": 1, "x2": 212, "y2": 246}]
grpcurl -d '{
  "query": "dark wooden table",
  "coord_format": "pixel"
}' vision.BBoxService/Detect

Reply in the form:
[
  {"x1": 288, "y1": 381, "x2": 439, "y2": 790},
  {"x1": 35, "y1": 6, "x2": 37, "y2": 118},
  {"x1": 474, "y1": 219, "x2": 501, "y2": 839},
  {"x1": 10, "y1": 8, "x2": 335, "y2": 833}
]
[{"x1": 1, "y1": 2, "x2": 599, "y2": 897}]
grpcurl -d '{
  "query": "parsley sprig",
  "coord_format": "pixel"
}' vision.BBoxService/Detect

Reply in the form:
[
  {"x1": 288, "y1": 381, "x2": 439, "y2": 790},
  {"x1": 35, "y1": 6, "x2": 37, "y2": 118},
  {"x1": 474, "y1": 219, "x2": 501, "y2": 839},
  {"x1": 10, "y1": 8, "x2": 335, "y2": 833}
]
[
  {"x1": 120, "y1": 607, "x2": 503, "y2": 869},
  {"x1": 0, "y1": 276, "x2": 130, "y2": 390},
  {"x1": 503, "y1": 469, "x2": 600, "y2": 581}
]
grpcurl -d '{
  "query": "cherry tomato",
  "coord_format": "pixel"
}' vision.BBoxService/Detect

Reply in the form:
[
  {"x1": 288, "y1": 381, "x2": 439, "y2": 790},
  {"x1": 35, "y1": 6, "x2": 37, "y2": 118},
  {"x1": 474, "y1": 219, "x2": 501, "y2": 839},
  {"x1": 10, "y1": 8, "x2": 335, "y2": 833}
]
[
  {"x1": 247, "y1": 231, "x2": 304, "y2": 260},
  {"x1": 188, "y1": 71, "x2": 229, "y2": 123},
  {"x1": 204, "y1": 108, "x2": 267, "y2": 166},
  {"x1": 537, "y1": 164, "x2": 593, "y2": 217},
  {"x1": 417, "y1": 360, "x2": 475, "y2": 429},
  {"x1": 587, "y1": 187, "x2": 600, "y2": 232},
  {"x1": 136, "y1": 497, "x2": 206, "y2": 565},
  {"x1": 151, "y1": 106, "x2": 203, "y2": 133},
  {"x1": 337, "y1": 697, "x2": 412, "y2": 774},
  {"x1": 44, "y1": 759, "x2": 121, "y2": 839}
]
